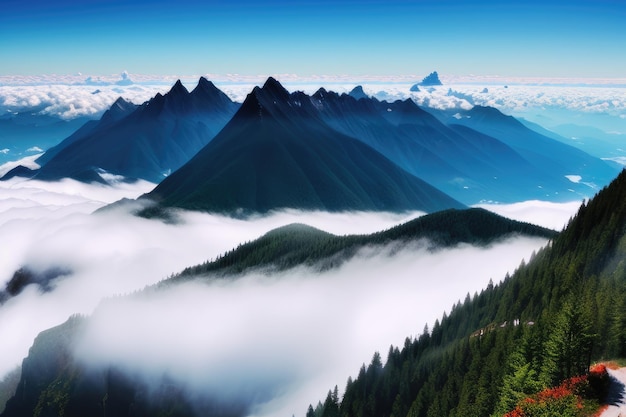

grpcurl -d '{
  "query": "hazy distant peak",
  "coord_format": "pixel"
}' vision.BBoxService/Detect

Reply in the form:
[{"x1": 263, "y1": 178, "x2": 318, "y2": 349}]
[
  {"x1": 348, "y1": 85, "x2": 368, "y2": 100},
  {"x1": 109, "y1": 97, "x2": 135, "y2": 112},
  {"x1": 468, "y1": 105, "x2": 511, "y2": 119},
  {"x1": 419, "y1": 71, "x2": 443, "y2": 86}
]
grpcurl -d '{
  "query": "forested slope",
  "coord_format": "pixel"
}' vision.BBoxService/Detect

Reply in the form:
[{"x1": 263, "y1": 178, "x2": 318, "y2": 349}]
[
  {"x1": 306, "y1": 169, "x2": 626, "y2": 417},
  {"x1": 165, "y1": 207, "x2": 556, "y2": 283}
]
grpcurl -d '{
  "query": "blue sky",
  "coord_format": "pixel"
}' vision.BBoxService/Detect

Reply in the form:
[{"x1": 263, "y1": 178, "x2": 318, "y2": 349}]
[{"x1": 1, "y1": 0, "x2": 624, "y2": 79}]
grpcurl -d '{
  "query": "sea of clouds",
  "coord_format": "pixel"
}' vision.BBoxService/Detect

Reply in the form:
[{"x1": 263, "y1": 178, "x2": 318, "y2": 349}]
[
  {"x1": 1, "y1": 73, "x2": 625, "y2": 134},
  {"x1": 0, "y1": 176, "x2": 581, "y2": 417},
  {"x1": 0, "y1": 74, "x2": 613, "y2": 416}
]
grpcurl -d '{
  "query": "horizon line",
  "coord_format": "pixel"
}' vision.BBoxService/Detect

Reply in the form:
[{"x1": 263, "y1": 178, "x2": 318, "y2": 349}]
[{"x1": 2, "y1": 73, "x2": 626, "y2": 88}]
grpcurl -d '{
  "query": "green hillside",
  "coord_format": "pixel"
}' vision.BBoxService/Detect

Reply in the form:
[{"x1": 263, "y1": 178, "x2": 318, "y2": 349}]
[
  {"x1": 166, "y1": 207, "x2": 556, "y2": 283},
  {"x1": 305, "y1": 169, "x2": 626, "y2": 417}
]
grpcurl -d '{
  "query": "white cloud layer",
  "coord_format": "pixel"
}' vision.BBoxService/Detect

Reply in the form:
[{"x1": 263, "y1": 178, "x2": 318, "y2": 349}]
[
  {"x1": 0, "y1": 178, "x2": 583, "y2": 417},
  {"x1": 75, "y1": 236, "x2": 549, "y2": 417},
  {"x1": 0, "y1": 84, "x2": 168, "y2": 120},
  {"x1": 473, "y1": 200, "x2": 584, "y2": 231},
  {"x1": 2, "y1": 79, "x2": 625, "y2": 135},
  {"x1": 0, "y1": 177, "x2": 418, "y2": 379}
]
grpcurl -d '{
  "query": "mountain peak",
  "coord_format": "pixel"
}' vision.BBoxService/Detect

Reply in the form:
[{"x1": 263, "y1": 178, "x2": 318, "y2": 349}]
[
  {"x1": 419, "y1": 71, "x2": 442, "y2": 86},
  {"x1": 312, "y1": 87, "x2": 329, "y2": 100},
  {"x1": 100, "y1": 97, "x2": 136, "y2": 124},
  {"x1": 190, "y1": 77, "x2": 226, "y2": 102},
  {"x1": 109, "y1": 97, "x2": 135, "y2": 111},
  {"x1": 261, "y1": 77, "x2": 290, "y2": 100},
  {"x1": 193, "y1": 76, "x2": 218, "y2": 94},
  {"x1": 348, "y1": 85, "x2": 368, "y2": 100},
  {"x1": 168, "y1": 79, "x2": 189, "y2": 96}
]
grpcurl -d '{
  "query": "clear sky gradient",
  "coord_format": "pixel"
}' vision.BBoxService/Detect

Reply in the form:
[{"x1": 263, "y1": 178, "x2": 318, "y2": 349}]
[{"x1": 1, "y1": 0, "x2": 624, "y2": 79}]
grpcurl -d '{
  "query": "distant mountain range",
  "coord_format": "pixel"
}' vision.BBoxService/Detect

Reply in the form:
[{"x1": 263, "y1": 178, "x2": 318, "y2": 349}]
[
  {"x1": 142, "y1": 78, "x2": 464, "y2": 215},
  {"x1": 0, "y1": 111, "x2": 90, "y2": 166},
  {"x1": 2, "y1": 77, "x2": 620, "y2": 214},
  {"x1": 3, "y1": 78, "x2": 239, "y2": 183}
]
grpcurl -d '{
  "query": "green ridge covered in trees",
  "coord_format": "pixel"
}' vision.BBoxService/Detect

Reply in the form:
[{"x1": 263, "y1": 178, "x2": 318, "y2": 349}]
[
  {"x1": 164, "y1": 207, "x2": 557, "y2": 284},
  {"x1": 306, "y1": 169, "x2": 626, "y2": 417}
]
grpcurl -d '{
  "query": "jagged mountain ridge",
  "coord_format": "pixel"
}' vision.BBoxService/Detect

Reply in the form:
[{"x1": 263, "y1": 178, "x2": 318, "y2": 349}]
[
  {"x1": 3, "y1": 77, "x2": 617, "y2": 207},
  {"x1": 309, "y1": 88, "x2": 547, "y2": 203},
  {"x1": 17, "y1": 78, "x2": 240, "y2": 184},
  {"x1": 142, "y1": 77, "x2": 465, "y2": 215}
]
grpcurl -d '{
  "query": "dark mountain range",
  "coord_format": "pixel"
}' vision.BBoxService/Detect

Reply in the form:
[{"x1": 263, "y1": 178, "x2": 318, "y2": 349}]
[
  {"x1": 0, "y1": 205, "x2": 557, "y2": 417},
  {"x1": 169, "y1": 207, "x2": 556, "y2": 282},
  {"x1": 307, "y1": 88, "x2": 620, "y2": 203},
  {"x1": 35, "y1": 97, "x2": 138, "y2": 166},
  {"x1": 8, "y1": 78, "x2": 239, "y2": 184},
  {"x1": 0, "y1": 165, "x2": 38, "y2": 181},
  {"x1": 309, "y1": 89, "x2": 541, "y2": 203},
  {"x1": 5, "y1": 78, "x2": 616, "y2": 207},
  {"x1": 141, "y1": 77, "x2": 464, "y2": 215}
]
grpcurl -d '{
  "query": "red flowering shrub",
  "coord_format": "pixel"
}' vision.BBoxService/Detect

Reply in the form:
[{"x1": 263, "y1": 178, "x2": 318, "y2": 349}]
[
  {"x1": 502, "y1": 367, "x2": 609, "y2": 417},
  {"x1": 504, "y1": 367, "x2": 606, "y2": 417}
]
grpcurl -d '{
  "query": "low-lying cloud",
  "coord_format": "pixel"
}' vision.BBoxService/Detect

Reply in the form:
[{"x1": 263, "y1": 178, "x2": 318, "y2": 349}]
[
  {"x1": 0, "y1": 178, "x2": 582, "y2": 416},
  {"x1": 0, "y1": 177, "x2": 416, "y2": 379},
  {"x1": 2, "y1": 81, "x2": 625, "y2": 134},
  {"x1": 74, "y1": 235, "x2": 550, "y2": 417},
  {"x1": 474, "y1": 200, "x2": 584, "y2": 231}
]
